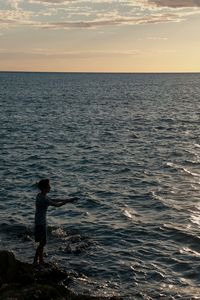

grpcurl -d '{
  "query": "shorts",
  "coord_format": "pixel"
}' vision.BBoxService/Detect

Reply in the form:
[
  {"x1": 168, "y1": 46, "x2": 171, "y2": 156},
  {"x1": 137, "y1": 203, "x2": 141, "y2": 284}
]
[{"x1": 34, "y1": 224, "x2": 47, "y2": 245}]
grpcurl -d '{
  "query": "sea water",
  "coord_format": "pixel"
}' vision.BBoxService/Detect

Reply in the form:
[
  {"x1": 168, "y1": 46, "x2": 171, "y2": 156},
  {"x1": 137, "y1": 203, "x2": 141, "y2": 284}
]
[{"x1": 1, "y1": 72, "x2": 200, "y2": 299}]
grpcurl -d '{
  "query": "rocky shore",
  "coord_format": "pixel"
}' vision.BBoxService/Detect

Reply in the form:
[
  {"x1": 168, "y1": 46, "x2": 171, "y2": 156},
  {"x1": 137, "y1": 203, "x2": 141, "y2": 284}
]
[{"x1": 0, "y1": 250, "x2": 122, "y2": 300}]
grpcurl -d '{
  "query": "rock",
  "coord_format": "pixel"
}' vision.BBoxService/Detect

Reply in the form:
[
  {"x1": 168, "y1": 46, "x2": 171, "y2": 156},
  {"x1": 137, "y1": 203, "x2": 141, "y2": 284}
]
[
  {"x1": 0, "y1": 250, "x2": 34, "y2": 285},
  {"x1": 0, "y1": 250, "x2": 18, "y2": 283},
  {"x1": 0, "y1": 250, "x2": 123, "y2": 300},
  {"x1": 34, "y1": 262, "x2": 70, "y2": 283}
]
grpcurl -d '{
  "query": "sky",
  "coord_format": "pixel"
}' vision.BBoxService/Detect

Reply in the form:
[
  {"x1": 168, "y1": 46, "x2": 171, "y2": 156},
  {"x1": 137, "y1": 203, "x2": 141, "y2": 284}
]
[{"x1": 0, "y1": 0, "x2": 200, "y2": 72}]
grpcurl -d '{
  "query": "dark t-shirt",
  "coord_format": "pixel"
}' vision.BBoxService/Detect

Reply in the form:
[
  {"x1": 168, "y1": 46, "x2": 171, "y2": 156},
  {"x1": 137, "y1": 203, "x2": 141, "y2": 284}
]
[{"x1": 35, "y1": 193, "x2": 50, "y2": 225}]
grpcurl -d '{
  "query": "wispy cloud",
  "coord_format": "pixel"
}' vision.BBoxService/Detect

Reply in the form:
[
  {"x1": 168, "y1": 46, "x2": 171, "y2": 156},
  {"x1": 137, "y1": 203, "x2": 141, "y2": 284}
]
[
  {"x1": 0, "y1": 11, "x2": 187, "y2": 30},
  {"x1": 7, "y1": 0, "x2": 22, "y2": 9},
  {"x1": 29, "y1": 0, "x2": 200, "y2": 7},
  {"x1": 145, "y1": 0, "x2": 200, "y2": 8},
  {"x1": 1, "y1": 0, "x2": 200, "y2": 30},
  {"x1": 35, "y1": 13, "x2": 183, "y2": 29},
  {"x1": 148, "y1": 36, "x2": 168, "y2": 40},
  {"x1": 0, "y1": 10, "x2": 30, "y2": 22},
  {"x1": 0, "y1": 9, "x2": 34, "y2": 27},
  {"x1": 0, "y1": 48, "x2": 143, "y2": 59}
]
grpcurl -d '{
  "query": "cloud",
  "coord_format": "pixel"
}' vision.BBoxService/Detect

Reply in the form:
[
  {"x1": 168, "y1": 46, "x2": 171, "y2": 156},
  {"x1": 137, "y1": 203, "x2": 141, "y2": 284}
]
[
  {"x1": 0, "y1": 48, "x2": 143, "y2": 60},
  {"x1": 28, "y1": 0, "x2": 71, "y2": 4},
  {"x1": 0, "y1": 10, "x2": 190, "y2": 30},
  {"x1": 6, "y1": 0, "x2": 23, "y2": 10},
  {"x1": 1, "y1": 0, "x2": 200, "y2": 30},
  {"x1": 33, "y1": 12, "x2": 183, "y2": 29},
  {"x1": 148, "y1": 36, "x2": 168, "y2": 40},
  {"x1": 0, "y1": 9, "x2": 34, "y2": 27},
  {"x1": 145, "y1": 0, "x2": 200, "y2": 8}
]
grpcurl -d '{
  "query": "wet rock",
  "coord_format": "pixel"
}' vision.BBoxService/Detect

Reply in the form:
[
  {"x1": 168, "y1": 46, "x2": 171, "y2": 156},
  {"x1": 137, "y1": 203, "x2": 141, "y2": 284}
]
[
  {"x1": 0, "y1": 250, "x2": 34, "y2": 285},
  {"x1": 34, "y1": 262, "x2": 70, "y2": 283},
  {"x1": 60, "y1": 234, "x2": 91, "y2": 254},
  {"x1": 0, "y1": 282, "x2": 69, "y2": 300},
  {"x1": 0, "y1": 250, "x2": 122, "y2": 300}
]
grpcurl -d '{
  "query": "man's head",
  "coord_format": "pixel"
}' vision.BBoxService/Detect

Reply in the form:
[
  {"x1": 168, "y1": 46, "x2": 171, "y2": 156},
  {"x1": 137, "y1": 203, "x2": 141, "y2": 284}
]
[{"x1": 38, "y1": 179, "x2": 51, "y2": 193}]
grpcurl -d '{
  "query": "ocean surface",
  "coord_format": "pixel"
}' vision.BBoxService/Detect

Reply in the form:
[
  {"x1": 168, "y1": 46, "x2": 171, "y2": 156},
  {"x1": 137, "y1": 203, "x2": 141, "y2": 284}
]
[{"x1": 1, "y1": 72, "x2": 200, "y2": 299}]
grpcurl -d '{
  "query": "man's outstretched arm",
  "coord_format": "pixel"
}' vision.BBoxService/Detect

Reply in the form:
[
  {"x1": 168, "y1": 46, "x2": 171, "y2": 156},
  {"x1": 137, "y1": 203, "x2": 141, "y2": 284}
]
[{"x1": 49, "y1": 197, "x2": 79, "y2": 207}]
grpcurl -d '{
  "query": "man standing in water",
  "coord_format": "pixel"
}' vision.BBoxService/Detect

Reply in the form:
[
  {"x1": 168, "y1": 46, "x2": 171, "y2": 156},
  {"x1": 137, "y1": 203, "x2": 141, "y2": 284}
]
[{"x1": 34, "y1": 179, "x2": 78, "y2": 265}]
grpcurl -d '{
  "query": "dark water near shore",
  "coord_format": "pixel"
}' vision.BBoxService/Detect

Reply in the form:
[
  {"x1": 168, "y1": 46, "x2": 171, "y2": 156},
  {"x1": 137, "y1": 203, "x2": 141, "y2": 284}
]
[{"x1": 1, "y1": 72, "x2": 200, "y2": 299}]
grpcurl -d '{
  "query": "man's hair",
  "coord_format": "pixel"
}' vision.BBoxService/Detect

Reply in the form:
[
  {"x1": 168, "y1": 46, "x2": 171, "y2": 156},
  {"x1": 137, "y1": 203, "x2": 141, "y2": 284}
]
[{"x1": 38, "y1": 179, "x2": 49, "y2": 191}]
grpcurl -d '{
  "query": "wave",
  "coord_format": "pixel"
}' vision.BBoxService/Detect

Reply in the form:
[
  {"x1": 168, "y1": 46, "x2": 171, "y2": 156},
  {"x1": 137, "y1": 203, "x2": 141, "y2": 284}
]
[
  {"x1": 121, "y1": 206, "x2": 140, "y2": 220},
  {"x1": 0, "y1": 220, "x2": 91, "y2": 254},
  {"x1": 165, "y1": 162, "x2": 200, "y2": 177},
  {"x1": 180, "y1": 247, "x2": 200, "y2": 257},
  {"x1": 184, "y1": 159, "x2": 200, "y2": 166},
  {"x1": 184, "y1": 148, "x2": 199, "y2": 158},
  {"x1": 162, "y1": 223, "x2": 200, "y2": 250},
  {"x1": 182, "y1": 168, "x2": 200, "y2": 178},
  {"x1": 194, "y1": 143, "x2": 200, "y2": 148},
  {"x1": 148, "y1": 191, "x2": 173, "y2": 211}
]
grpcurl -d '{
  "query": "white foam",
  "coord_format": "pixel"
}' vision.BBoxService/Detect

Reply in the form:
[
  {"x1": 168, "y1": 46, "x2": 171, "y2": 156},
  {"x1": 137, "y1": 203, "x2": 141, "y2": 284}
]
[
  {"x1": 51, "y1": 227, "x2": 67, "y2": 238},
  {"x1": 182, "y1": 168, "x2": 200, "y2": 177},
  {"x1": 180, "y1": 247, "x2": 200, "y2": 257},
  {"x1": 122, "y1": 207, "x2": 139, "y2": 220},
  {"x1": 166, "y1": 162, "x2": 200, "y2": 177}
]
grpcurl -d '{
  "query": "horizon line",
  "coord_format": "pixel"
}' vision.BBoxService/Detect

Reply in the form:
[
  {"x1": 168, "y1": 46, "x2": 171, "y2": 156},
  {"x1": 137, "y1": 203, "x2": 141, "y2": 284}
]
[{"x1": 0, "y1": 71, "x2": 200, "y2": 74}]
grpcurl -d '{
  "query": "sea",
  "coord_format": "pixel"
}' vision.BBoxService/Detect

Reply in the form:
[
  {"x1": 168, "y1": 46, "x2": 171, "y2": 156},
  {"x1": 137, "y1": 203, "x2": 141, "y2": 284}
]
[{"x1": 1, "y1": 72, "x2": 200, "y2": 299}]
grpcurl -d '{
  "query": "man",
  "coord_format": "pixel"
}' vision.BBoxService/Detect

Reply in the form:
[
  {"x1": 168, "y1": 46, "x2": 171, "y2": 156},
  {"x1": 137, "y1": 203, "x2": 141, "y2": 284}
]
[{"x1": 33, "y1": 179, "x2": 78, "y2": 265}]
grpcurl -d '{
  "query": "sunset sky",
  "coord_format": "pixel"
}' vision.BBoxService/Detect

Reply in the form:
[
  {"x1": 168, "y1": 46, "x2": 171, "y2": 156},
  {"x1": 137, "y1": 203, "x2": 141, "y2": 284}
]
[{"x1": 0, "y1": 0, "x2": 200, "y2": 72}]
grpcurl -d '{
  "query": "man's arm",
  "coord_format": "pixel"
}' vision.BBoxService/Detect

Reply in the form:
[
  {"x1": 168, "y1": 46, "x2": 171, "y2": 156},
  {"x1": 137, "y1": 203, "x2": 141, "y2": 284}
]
[{"x1": 49, "y1": 197, "x2": 78, "y2": 207}]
